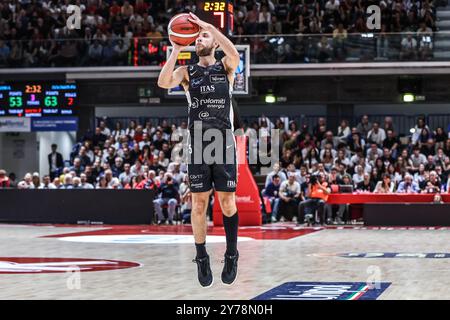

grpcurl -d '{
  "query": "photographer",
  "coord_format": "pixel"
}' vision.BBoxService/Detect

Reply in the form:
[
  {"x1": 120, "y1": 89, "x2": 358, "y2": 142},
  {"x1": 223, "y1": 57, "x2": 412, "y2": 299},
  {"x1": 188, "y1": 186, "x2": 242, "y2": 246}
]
[
  {"x1": 298, "y1": 173, "x2": 331, "y2": 225},
  {"x1": 153, "y1": 173, "x2": 180, "y2": 225},
  {"x1": 277, "y1": 172, "x2": 302, "y2": 221}
]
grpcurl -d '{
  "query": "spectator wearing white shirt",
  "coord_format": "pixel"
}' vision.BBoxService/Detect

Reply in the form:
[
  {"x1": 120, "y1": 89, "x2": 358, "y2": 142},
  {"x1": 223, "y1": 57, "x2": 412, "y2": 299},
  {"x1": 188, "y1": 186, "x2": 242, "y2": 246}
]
[
  {"x1": 366, "y1": 143, "x2": 383, "y2": 164},
  {"x1": 413, "y1": 163, "x2": 427, "y2": 184},
  {"x1": 112, "y1": 121, "x2": 125, "y2": 141},
  {"x1": 352, "y1": 165, "x2": 365, "y2": 185},
  {"x1": 125, "y1": 120, "x2": 137, "y2": 139},
  {"x1": 400, "y1": 32, "x2": 418, "y2": 60},
  {"x1": 374, "y1": 173, "x2": 395, "y2": 193},
  {"x1": 80, "y1": 173, "x2": 94, "y2": 189},
  {"x1": 139, "y1": 133, "x2": 152, "y2": 150},
  {"x1": 337, "y1": 119, "x2": 351, "y2": 143},
  {"x1": 118, "y1": 163, "x2": 133, "y2": 186},
  {"x1": 130, "y1": 160, "x2": 144, "y2": 177},
  {"x1": 367, "y1": 122, "x2": 386, "y2": 147},
  {"x1": 410, "y1": 147, "x2": 427, "y2": 171},
  {"x1": 411, "y1": 117, "x2": 430, "y2": 145},
  {"x1": 325, "y1": 0, "x2": 340, "y2": 12},
  {"x1": 39, "y1": 175, "x2": 56, "y2": 189},
  {"x1": 17, "y1": 173, "x2": 34, "y2": 189}
]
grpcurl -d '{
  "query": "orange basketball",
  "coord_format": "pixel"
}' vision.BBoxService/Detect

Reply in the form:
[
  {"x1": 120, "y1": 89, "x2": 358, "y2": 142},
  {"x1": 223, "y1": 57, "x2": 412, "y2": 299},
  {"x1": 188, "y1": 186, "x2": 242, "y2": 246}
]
[{"x1": 168, "y1": 13, "x2": 200, "y2": 46}]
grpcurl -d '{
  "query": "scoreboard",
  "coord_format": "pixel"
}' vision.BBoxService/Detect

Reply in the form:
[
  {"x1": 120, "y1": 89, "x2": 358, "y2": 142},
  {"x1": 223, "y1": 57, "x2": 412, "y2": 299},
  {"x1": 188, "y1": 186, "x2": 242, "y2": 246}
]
[
  {"x1": 197, "y1": 0, "x2": 234, "y2": 36},
  {"x1": 0, "y1": 83, "x2": 78, "y2": 117}
]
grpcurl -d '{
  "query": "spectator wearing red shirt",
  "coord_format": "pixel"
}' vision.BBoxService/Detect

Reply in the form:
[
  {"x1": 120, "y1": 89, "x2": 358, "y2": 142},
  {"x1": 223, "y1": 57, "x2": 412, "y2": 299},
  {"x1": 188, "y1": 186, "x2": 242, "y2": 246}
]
[
  {"x1": 135, "y1": 0, "x2": 149, "y2": 15},
  {"x1": 133, "y1": 125, "x2": 144, "y2": 143},
  {"x1": 110, "y1": 1, "x2": 121, "y2": 16},
  {"x1": 0, "y1": 170, "x2": 10, "y2": 188}
]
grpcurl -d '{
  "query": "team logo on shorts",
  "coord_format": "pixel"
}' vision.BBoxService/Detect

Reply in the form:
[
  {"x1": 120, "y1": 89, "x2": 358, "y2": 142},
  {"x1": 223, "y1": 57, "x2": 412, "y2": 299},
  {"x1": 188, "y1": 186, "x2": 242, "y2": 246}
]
[
  {"x1": 199, "y1": 111, "x2": 210, "y2": 120},
  {"x1": 227, "y1": 180, "x2": 236, "y2": 188}
]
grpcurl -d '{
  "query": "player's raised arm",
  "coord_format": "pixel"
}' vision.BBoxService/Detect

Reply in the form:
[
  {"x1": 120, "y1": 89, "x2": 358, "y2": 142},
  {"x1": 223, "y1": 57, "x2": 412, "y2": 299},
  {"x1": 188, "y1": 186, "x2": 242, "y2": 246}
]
[
  {"x1": 157, "y1": 42, "x2": 188, "y2": 89},
  {"x1": 188, "y1": 12, "x2": 240, "y2": 73}
]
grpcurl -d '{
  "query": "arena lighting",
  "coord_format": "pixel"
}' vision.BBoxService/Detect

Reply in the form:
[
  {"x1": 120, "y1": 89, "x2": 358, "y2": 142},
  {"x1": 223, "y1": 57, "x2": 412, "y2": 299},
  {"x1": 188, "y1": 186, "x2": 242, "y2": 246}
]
[
  {"x1": 265, "y1": 94, "x2": 276, "y2": 104},
  {"x1": 403, "y1": 93, "x2": 415, "y2": 102}
]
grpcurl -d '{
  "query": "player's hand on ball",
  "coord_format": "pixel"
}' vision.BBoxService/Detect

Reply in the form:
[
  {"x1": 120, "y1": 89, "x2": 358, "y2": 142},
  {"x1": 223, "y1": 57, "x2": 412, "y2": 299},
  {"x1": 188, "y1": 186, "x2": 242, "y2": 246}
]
[
  {"x1": 170, "y1": 39, "x2": 187, "y2": 52},
  {"x1": 188, "y1": 12, "x2": 212, "y2": 30}
]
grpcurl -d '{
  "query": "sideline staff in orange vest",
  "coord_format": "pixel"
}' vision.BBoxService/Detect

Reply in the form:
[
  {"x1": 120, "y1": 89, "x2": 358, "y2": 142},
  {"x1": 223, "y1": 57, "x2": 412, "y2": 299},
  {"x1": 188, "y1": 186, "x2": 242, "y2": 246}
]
[{"x1": 298, "y1": 174, "x2": 331, "y2": 225}]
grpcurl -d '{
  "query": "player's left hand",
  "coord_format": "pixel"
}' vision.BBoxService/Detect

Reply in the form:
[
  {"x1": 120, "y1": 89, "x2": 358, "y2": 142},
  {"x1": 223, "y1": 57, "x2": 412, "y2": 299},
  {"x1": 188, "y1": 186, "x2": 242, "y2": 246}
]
[{"x1": 188, "y1": 12, "x2": 212, "y2": 30}]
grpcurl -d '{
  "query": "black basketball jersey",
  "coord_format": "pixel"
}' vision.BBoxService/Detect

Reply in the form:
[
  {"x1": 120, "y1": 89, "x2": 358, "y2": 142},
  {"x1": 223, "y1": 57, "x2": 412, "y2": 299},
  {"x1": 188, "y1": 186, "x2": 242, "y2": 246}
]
[{"x1": 185, "y1": 60, "x2": 234, "y2": 131}]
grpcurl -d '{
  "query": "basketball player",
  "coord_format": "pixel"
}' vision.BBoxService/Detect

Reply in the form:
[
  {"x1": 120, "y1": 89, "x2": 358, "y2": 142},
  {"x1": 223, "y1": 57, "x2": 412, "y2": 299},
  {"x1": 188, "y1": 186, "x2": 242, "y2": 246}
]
[{"x1": 158, "y1": 13, "x2": 241, "y2": 287}]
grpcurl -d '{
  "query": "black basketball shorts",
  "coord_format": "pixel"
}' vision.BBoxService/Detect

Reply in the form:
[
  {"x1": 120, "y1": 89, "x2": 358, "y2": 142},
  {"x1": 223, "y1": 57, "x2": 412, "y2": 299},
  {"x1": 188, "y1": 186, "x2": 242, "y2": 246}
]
[{"x1": 187, "y1": 129, "x2": 238, "y2": 193}]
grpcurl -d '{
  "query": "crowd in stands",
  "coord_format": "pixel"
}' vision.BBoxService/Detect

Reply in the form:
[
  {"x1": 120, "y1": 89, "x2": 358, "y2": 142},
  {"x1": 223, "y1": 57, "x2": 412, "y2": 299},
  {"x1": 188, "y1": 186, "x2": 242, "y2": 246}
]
[
  {"x1": 1, "y1": 114, "x2": 450, "y2": 225},
  {"x1": 261, "y1": 114, "x2": 450, "y2": 224},
  {"x1": 0, "y1": 0, "x2": 441, "y2": 67}
]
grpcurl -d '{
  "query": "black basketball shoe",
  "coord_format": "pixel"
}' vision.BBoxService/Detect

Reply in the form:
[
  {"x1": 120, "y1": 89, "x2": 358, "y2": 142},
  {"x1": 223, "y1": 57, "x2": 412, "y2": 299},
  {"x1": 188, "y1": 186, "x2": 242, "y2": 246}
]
[
  {"x1": 192, "y1": 255, "x2": 213, "y2": 288},
  {"x1": 221, "y1": 251, "x2": 239, "y2": 285}
]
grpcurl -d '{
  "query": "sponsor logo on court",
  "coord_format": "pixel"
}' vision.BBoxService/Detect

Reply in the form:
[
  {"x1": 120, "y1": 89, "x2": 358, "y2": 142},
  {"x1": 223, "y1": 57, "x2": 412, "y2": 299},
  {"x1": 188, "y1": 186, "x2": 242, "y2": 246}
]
[
  {"x1": 253, "y1": 282, "x2": 391, "y2": 300},
  {"x1": 210, "y1": 75, "x2": 226, "y2": 83},
  {"x1": 310, "y1": 252, "x2": 450, "y2": 259},
  {"x1": 0, "y1": 257, "x2": 141, "y2": 274}
]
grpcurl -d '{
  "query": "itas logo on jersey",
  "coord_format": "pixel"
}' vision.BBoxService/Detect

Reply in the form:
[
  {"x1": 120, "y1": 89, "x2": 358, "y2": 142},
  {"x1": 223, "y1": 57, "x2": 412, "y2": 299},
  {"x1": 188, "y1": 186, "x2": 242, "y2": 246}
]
[
  {"x1": 210, "y1": 75, "x2": 226, "y2": 83},
  {"x1": 200, "y1": 85, "x2": 216, "y2": 94}
]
